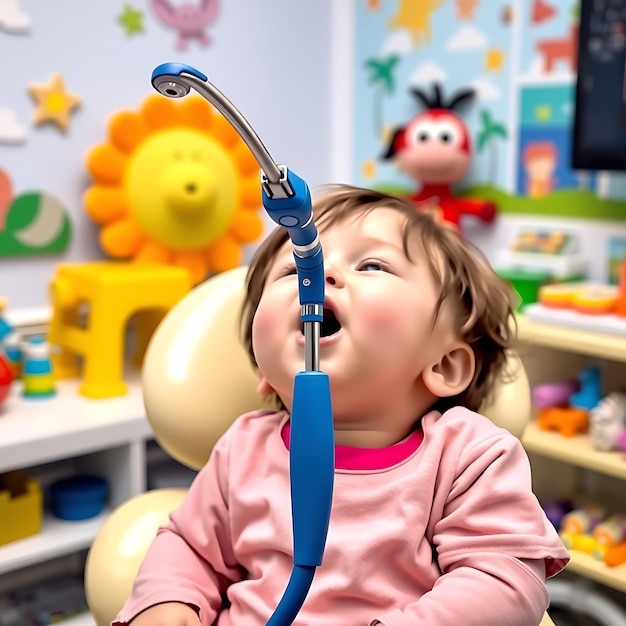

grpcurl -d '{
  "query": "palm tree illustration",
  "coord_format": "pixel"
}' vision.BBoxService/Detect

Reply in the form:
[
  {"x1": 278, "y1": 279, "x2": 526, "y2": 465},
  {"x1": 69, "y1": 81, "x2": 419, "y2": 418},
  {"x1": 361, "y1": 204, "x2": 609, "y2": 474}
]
[
  {"x1": 364, "y1": 54, "x2": 400, "y2": 138},
  {"x1": 476, "y1": 109, "x2": 508, "y2": 184}
]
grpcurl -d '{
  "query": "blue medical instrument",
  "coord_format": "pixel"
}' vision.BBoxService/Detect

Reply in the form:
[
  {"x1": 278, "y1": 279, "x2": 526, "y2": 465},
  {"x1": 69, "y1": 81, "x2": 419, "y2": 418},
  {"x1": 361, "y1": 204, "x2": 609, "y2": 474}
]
[{"x1": 151, "y1": 63, "x2": 335, "y2": 626}]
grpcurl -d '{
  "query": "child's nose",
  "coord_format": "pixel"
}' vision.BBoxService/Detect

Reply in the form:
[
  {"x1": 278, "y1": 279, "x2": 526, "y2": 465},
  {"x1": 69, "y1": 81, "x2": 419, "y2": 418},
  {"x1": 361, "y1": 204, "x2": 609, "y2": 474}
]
[{"x1": 325, "y1": 266, "x2": 344, "y2": 287}]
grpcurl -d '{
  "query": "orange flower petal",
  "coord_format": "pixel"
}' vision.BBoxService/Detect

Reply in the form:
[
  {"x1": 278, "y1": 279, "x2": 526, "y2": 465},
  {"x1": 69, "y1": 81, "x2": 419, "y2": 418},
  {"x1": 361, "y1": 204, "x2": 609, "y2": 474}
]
[
  {"x1": 238, "y1": 177, "x2": 262, "y2": 207},
  {"x1": 205, "y1": 236, "x2": 242, "y2": 273},
  {"x1": 109, "y1": 111, "x2": 148, "y2": 154},
  {"x1": 134, "y1": 240, "x2": 173, "y2": 264},
  {"x1": 83, "y1": 186, "x2": 127, "y2": 225},
  {"x1": 229, "y1": 210, "x2": 264, "y2": 243},
  {"x1": 140, "y1": 95, "x2": 178, "y2": 132},
  {"x1": 230, "y1": 143, "x2": 259, "y2": 177},
  {"x1": 210, "y1": 113, "x2": 240, "y2": 149},
  {"x1": 100, "y1": 217, "x2": 147, "y2": 258},
  {"x1": 173, "y1": 250, "x2": 208, "y2": 284},
  {"x1": 179, "y1": 96, "x2": 214, "y2": 131},
  {"x1": 87, "y1": 143, "x2": 127, "y2": 184}
]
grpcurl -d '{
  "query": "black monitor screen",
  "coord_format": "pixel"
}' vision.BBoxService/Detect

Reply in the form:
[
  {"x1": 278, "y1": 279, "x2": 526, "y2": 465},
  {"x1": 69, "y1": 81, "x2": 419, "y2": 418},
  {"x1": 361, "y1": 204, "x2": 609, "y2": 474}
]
[{"x1": 573, "y1": 0, "x2": 626, "y2": 170}]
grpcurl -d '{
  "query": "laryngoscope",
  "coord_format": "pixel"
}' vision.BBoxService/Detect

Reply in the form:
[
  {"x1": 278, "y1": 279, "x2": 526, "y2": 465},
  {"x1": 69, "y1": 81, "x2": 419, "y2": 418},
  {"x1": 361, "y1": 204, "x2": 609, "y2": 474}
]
[{"x1": 151, "y1": 63, "x2": 335, "y2": 626}]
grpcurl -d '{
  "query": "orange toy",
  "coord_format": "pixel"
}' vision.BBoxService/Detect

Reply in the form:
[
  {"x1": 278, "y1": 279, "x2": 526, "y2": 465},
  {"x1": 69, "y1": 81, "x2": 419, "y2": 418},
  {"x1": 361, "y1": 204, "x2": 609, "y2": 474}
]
[
  {"x1": 48, "y1": 261, "x2": 192, "y2": 399},
  {"x1": 604, "y1": 540, "x2": 626, "y2": 567},
  {"x1": 539, "y1": 282, "x2": 618, "y2": 314},
  {"x1": 537, "y1": 406, "x2": 589, "y2": 437}
]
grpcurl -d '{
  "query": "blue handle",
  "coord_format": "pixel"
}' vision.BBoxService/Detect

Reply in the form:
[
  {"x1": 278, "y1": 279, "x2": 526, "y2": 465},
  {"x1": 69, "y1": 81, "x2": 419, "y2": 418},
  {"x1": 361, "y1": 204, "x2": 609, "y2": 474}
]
[
  {"x1": 290, "y1": 371, "x2": 334, "y2": 566},
  {"x1": 151, "y1": 62, "x2": 208, "y2": 85},
  {"x1": 262, "y1": 170, "x2": 324, "y2": 310}
]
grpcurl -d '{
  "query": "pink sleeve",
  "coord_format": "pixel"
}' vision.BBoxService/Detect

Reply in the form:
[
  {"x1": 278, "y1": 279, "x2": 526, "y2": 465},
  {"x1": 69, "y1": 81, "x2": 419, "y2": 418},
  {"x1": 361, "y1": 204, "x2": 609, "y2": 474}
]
[
  {"x1": 371, "y1": 428, "x2": 568, "y2": 626},
  {"x1": 112, "y1": 430, "x2": 243, "y2": 626},
  {"x1": 371, "y1": 558, "x2": 548, "y2": 626}
]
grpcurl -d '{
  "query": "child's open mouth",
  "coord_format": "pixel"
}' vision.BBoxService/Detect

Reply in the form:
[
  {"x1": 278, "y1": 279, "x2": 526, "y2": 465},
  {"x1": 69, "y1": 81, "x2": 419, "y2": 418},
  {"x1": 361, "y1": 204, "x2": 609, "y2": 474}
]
[{"x1": 300, "y1": 308, "x2": 342, "y2": 338}]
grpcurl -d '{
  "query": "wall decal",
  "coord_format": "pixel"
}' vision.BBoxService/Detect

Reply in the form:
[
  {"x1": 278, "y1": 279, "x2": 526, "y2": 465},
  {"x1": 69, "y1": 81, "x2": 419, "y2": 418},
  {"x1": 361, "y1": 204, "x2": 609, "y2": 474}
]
[
  {"x1": 150, "y1": 0, "x2": 219, "y2": 50},
  {"x1": 28, "y1": 73, "x2": 81, "y2": 133},
  {"x1": 353, "y1": 0, "x2": 626, "y2": 222},
  {"x1": 531, "y1": 0, "x2": 558, "y2": 25},
  {"x1": 0, "y1": 0, "x2": 30, "y2": 34},
  {"x1": 0, "y1": 108, "x2": 26, "y2": 144},
  {"x1": 118, "y1": 4, "x2": 144, "y2": 36},
  {"x1": 387, "y1": 0, "x2": 444, "y2": 48},
  {"x1": 0, "y1": 169, "x2": 71, "y2": 256},
  {"x1": 0, "y1": 169, "x2": 11, "y2": 231},
  {"x1": 456, "y1": 0, "x2": 478, "y2": 21}
]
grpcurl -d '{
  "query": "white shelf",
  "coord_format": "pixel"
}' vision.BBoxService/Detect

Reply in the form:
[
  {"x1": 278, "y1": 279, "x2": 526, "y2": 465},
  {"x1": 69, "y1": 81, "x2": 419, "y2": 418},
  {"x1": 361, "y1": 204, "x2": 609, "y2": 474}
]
[
  {"x1": 0, "y1": 376, "x2": 152, "y2": 473},
  {"x1": 523, "y1": 421, "x2": 626, "y2": 481},
  {"x1": 567, "y1": 550, "x2": 626, "y2": 594},
  {"x1": 516, "y1": 314, "x2": 626, "y2": 363},
  {"x1": 0, "y1": 510, "x2": 110, "y2": 575}
]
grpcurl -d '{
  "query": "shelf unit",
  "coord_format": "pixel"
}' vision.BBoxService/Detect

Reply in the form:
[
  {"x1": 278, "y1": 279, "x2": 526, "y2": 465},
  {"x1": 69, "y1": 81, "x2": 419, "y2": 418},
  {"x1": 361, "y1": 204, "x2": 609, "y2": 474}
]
[
  {"x1": 0, "y1": 375, "x2": 152, "y2": 625},
  {"x1": 517, "y1": 314, "x2": 626, "y2": 596}
]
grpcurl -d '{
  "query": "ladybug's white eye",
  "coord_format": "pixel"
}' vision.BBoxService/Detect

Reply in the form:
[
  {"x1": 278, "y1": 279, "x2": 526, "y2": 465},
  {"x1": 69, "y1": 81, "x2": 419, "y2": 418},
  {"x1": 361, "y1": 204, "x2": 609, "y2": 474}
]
[
  {"x1": 434, "y1": 121, "x2": 461, "y2": 146},
  {"x1": 409, "y1": 121, "x2": 437, "y2": 145}
]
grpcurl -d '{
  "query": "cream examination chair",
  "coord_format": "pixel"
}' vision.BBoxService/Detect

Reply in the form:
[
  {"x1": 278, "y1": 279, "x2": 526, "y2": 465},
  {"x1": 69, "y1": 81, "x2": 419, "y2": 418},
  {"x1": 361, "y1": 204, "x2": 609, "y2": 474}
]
[{"x1": 84, "y1": 266, "x2": 556, "y2": 626}]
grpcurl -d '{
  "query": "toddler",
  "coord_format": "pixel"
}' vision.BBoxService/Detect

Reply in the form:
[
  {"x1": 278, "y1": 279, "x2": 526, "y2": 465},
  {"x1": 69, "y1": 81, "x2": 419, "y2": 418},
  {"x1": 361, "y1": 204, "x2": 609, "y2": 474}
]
[{"x1": 115, "y1": 185, "x2": 569, "y2": 626}]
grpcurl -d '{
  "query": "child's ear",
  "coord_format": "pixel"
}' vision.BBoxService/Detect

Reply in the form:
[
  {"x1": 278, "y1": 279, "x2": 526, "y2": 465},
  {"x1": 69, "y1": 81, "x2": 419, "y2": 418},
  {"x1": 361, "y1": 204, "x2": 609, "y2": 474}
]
[
  {"x1": 423, "y1": 343, "x2": 475, "y2": 399},
  {"x1": 256, "y1": 375, "x2": 275, "y2": 398}
]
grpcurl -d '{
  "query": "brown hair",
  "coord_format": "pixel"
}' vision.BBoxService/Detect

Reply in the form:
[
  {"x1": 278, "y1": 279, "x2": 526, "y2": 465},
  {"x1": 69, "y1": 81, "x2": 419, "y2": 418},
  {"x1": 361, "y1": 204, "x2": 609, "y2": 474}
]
[{"x1": 240, "y1": 185, "x2": 516, "y2": 413}]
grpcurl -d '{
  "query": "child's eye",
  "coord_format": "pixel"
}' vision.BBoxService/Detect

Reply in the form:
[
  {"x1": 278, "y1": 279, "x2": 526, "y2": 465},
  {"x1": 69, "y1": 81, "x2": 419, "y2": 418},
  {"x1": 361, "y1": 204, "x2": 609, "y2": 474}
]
[
  {"x1": 277, "y1": 263, "x2": 297, "y2": 278},
  {"x1": 357, "y1": 260, "x2": 386, "y2": 272}
]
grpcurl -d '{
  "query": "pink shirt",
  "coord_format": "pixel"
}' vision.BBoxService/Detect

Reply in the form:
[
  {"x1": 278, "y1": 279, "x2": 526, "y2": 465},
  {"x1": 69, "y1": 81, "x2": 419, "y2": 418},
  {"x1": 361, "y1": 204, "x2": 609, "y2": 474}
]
[{"x1": 115, "y1": 407, "x2": 569, "y2": 626}]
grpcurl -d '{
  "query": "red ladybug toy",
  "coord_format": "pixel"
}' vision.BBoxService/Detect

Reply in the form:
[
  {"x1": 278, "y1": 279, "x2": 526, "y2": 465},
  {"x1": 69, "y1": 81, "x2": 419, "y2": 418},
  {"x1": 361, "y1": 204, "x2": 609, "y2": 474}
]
[{"x1": 381, "y1": 83, "x2": 496, "y2": 230}]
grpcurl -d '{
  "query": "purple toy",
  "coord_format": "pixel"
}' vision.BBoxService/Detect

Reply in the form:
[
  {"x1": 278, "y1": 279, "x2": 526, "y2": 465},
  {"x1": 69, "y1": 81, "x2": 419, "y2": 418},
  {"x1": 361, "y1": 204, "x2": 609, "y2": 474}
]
[{"x1": 532, "y1": 379, "x2": 579, "y2": 409}]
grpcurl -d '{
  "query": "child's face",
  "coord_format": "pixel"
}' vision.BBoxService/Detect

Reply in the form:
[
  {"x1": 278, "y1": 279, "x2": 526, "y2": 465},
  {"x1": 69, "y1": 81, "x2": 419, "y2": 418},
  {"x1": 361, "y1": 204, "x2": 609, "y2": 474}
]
[{"x1": 251, "y1": 208, "x2": 468, "y2": 439}]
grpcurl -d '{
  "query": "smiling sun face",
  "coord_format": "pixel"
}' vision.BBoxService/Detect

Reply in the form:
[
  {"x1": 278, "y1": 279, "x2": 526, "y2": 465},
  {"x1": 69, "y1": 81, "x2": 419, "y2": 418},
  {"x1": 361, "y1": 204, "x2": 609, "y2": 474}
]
[{"x1": 84, "y1": 95, "x2": 263, "y2": 283}]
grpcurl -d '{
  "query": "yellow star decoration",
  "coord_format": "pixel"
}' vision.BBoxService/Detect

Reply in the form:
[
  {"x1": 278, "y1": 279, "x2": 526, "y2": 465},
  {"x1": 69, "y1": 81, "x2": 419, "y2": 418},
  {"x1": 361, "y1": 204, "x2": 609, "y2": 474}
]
[
  {"x1": 29, "y1": 74, "x2": 81, "y2": 132},
  {"x1": 485, "y1": 47, "x2": 505, "y2": 71}
]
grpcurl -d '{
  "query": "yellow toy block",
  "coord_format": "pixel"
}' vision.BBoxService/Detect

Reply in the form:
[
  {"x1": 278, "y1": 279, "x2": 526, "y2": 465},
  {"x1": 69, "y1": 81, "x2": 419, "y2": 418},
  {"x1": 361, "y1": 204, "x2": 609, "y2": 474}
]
[
  {"x1": 48, "y1": 262, "x2": 192, "y2": 399},
  {"x1": 0, "y1": 471, "x2": 43, "y2": 546}
]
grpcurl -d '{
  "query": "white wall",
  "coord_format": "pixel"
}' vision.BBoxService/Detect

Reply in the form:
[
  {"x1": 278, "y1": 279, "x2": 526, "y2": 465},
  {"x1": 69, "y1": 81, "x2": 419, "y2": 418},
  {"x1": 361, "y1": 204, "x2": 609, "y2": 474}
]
[{"x1": 0, "y1": 0, "x2": 333, "y2": 310}]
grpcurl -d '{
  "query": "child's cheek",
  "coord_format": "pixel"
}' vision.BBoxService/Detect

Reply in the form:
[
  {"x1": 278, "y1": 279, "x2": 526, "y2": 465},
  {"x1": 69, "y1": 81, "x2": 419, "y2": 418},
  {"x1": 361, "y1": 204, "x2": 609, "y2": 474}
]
[{"x1": 364, "y1": 301, "x2": 407, "y2": 337}]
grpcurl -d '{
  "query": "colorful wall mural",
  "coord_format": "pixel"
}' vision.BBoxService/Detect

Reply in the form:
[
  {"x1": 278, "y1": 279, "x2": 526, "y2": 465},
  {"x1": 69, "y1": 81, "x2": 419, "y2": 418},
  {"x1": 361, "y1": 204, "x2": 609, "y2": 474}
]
[{"x1": 353, "y1": 0, "x2": 626, "y2": 220}]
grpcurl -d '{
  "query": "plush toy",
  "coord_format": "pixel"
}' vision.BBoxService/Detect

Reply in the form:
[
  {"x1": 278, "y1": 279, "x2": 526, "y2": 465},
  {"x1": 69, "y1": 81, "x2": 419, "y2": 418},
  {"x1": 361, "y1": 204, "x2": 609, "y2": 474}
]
[{"x1": 381, "y1": 83, "x2": 497, "y2": 230}]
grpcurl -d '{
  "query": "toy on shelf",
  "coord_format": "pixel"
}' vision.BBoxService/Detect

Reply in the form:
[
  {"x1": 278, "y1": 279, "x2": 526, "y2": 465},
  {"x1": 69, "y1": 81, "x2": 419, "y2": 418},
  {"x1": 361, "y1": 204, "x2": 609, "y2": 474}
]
[
  {"x1": 533, "y1": 368, "x2": 604, "y2": 437},
  {"x1": 0, "y1": 470, "x2": 43, "y2": 546},
  {"x1": 49, "y1": 475, "x2": 108, "y2": 521},
  {"x1": 381, "y1": 83, "x2": 497, "y2": 230},
  {"x1": 542, "y1": 498, "x2": 575, "y2": 530},
  {"x1": 538, "y1": 406, "x2": 589, "y2": 437},
  {"x1": 47, "y1": 261, "x2": 192, "y2": 399},
  {"x1": 569, "y1": 366, "x2": 602, "y2": 410},
  {"x1": 591, "y1": 514, "x2": 626, "y2": 560},
  {"x1": 559, "y1": 504, "x2": 605, "y2": 553},
  {"x1": 539, "y1": 282, "x2": 619, "y2": 315},
  {"x1": 84, "y1": 95, "x2": 264, "y2": 285},
  {"x1": 2, "y1": 331, "x2": 22, "y2": 379},
  {"x1": 589, "y1": 392, "x2": 626, "y2": 452},
  {"x1": 496, "y1": 227, "x2": 587, "y2": 310},
  {"x1": 0, "y1": 352, "x2": 13, "y2": 408},
  {"x1": 21, "y1": 336, "x2": 55, "y2": 399},
  {"x1": 524, "y1": 264, "x2": 626, "y2": 335},
  {"x1": 604, "y1": 540, "x2": 626, "y2": 567},
  {"x1": 532, "y1": 379, "x2": 579, "y2": 408},
  {"x1": 0, "y1": 297, "x2": 12, "y2": 341}
]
